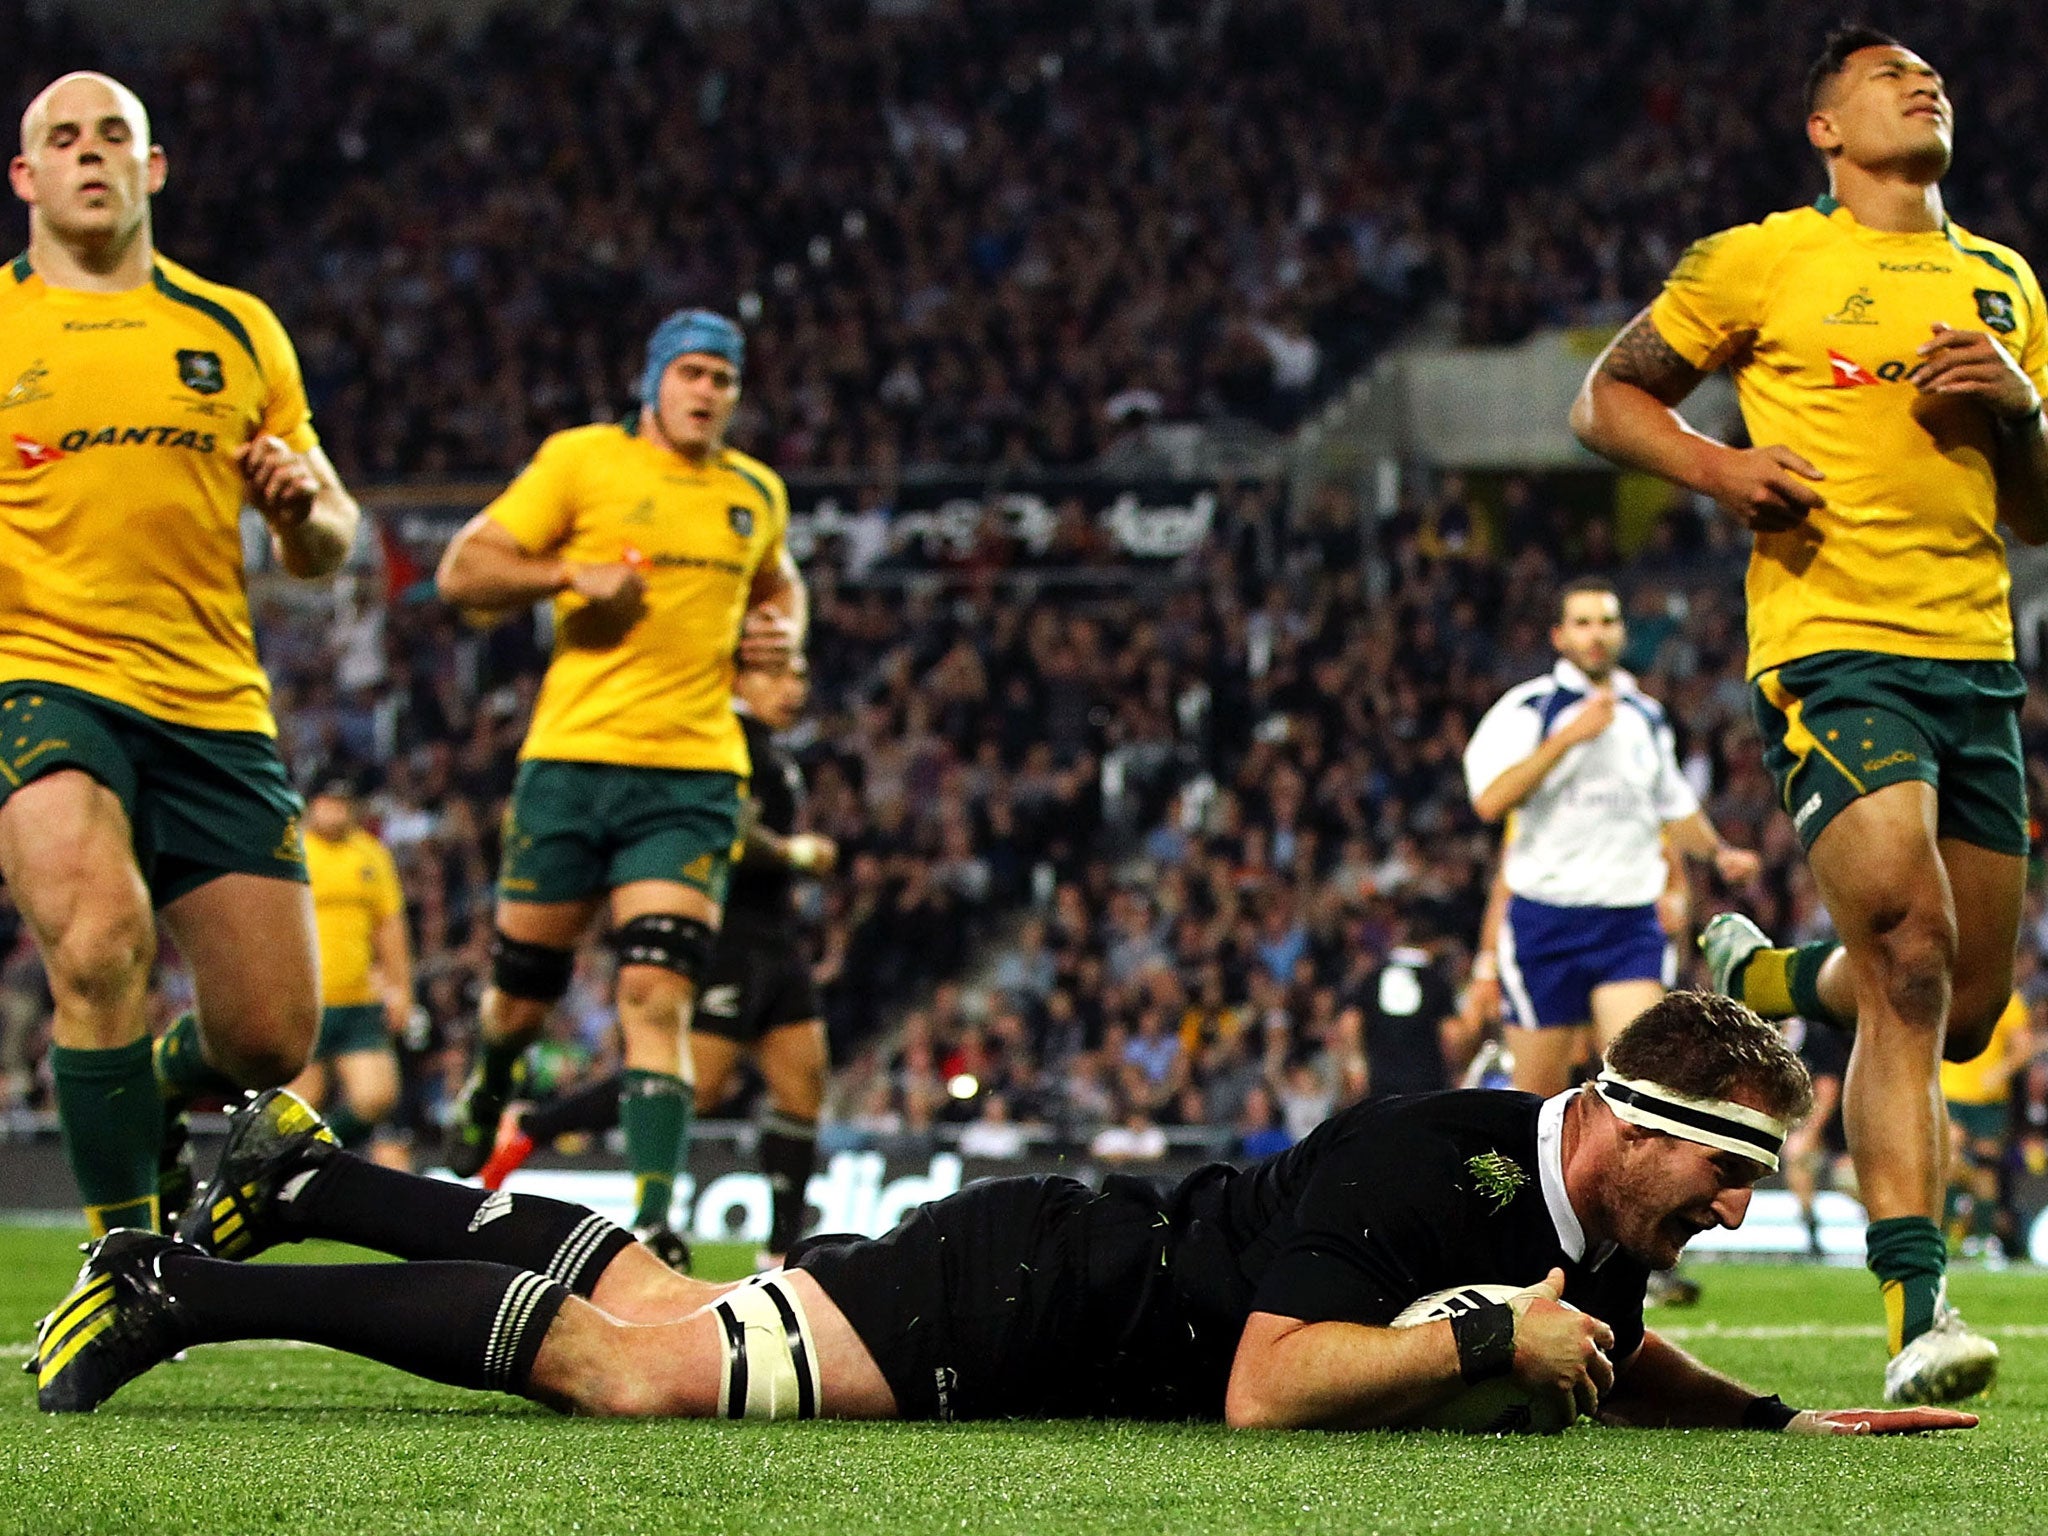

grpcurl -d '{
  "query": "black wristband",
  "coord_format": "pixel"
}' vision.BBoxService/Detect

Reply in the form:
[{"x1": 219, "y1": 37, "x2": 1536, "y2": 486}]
[
  {"x1": 1741, "y1": 1393, "x2": 1801, "y2": 1431},
  {"x1": 1449, "y1": 1302, "x2": 1517, "y2": 1384}
]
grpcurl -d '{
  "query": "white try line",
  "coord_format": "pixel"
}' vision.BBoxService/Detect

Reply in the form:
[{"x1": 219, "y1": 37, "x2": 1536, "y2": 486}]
[
  {"x1": 0, "y1": 1339, "x2": 319, "y2": 1362},
  {"x1": 1658, "y1": 1323, "x2": 2048, "y2": 1341}
]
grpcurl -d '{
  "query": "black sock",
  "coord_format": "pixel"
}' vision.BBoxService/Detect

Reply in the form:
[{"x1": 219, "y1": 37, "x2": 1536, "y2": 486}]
[
  {"x1": 478, "y1": 1033, "x2": 528, "y2": 1101},
  {"x1": 161, "y1": 1247, "x2": 567, "y2": 1398},
  {"x1": 523, "y1": 1072, "x2": 624, "y2": 1145},
  {"x1": 289, "y1": 1152, "x2": 633, "y2": 1295},
  {"x1": 760, "y1": 1111, "x2": 819, "y2": 1254}
]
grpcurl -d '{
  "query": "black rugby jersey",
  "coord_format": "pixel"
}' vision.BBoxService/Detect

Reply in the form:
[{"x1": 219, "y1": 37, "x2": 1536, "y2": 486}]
[
  {"x1": 726, "y1": 711, "x2": 804, "y2": 923},
  {"x1": 1105, "y1": 1089, "x2": 1651, "y2": 1417}
]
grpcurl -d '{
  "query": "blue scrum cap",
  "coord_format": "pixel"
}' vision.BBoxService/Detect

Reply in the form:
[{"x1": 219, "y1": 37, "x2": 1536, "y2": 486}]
[{"x1": 640, "y1": 308, "x2": 745, "y2": 409}]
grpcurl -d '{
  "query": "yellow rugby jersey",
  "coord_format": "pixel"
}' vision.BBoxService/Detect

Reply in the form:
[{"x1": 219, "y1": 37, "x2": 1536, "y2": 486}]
[
  {"x1": 1648, "y1": 199, "x2": 2048, "y2": 675},
  {"x1": 0, "y1": 252, "x2": 319, "y2": 733},
  {"x1": 1941, "y1": 992, "x2": 2027, "y2": 1107},
  {"x1": 485, "y1": 421, "x2": 788, "y2": 773},
  {"x1": 304, "y1": 825, "x2": 405, "y2": 1009}
]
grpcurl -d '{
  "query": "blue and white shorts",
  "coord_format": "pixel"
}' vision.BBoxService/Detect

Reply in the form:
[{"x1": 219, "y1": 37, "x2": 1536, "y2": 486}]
[{"x1": 1499, "y1": 895, "x2": 1672, "y2": 1029}]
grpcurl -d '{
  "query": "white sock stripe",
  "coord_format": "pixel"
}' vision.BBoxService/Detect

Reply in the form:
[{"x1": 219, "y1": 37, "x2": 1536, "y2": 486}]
[
  {"x1": 481, "y1": 1276, "x2": 525, "y2": 1389},
  {"x1": 484, "y1": 1272, "x2": 555, "y2": 1390},
  {"x1": 553, "y1": 1218, "x2": 604, "y2": 1288},
  {"x1": 483, "y1": 1274, "x2": 534, "y2": 1388},
  {"x1": 505, "y1": 1274, "x2": 559, "y2": 1387},
  {"x1": 547, "y1": 1215, "x2": 616, "y2": 1289}
]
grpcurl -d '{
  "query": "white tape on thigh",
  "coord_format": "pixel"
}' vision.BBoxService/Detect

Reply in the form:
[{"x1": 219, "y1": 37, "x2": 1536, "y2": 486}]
[{"x1": 713, "y1": 1274, "x2": 822, "y2": 1420}]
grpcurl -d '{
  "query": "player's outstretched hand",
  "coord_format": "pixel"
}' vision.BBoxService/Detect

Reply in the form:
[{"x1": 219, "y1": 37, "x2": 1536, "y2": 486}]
[
  {"x1": 1508, "y1": 1268, "x2": 1615, "y2": 1421},
  {"x1": 238, "y1": 434, "x2": 320, "y2": 531},
  {"x1": 739, "y1": 604, "x2": 803, "y2": 669},
  {"x1": 1713, "y1": 846, "x2": 1762, "y2": 886},
  {"x1": 1910, "y1": 323, "x2": 2041, "y2": 420},
  {"x1": 786, "y1": 832, "x2": 839, "y2": 875},
  {"x1": 1702, "y1": 444, "x2": 1826, "y2": 533},
  {"x1": 1788, "y1": 1407, "x2": 1979, "y2": 1436}
]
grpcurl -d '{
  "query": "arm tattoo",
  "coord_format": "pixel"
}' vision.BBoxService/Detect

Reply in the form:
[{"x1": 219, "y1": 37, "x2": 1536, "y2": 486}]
[{"x1": 1598, "y1": 311, "x2": 1705, "y2": 406}]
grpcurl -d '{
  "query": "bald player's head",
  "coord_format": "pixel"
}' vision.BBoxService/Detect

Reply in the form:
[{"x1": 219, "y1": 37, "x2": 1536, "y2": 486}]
[
  {"x1": 11, "y1": 72, "x2": 163, "y2": 261},
  {"x1": 19, "y1": 71, "x2": 150, "y2": 153}
]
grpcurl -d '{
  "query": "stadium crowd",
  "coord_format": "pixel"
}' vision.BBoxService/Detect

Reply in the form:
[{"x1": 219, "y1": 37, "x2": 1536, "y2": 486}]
[
  {"x1": 8, "y1": 0, "x2": 2046, "y2": 478},
  {"x1": 12, "y1": 464, "x2": 2043, "y2": 1255}
]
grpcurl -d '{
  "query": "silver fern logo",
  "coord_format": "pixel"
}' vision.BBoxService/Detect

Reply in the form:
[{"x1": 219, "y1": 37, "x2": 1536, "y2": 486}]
[{"x1": 1466, "y1": 1151, "x2": 1527, "y2": 1213}]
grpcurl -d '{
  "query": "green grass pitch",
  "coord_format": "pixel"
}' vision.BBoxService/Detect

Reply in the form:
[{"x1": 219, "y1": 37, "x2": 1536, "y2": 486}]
[{"x1": 0, "y1": 1224, "x2": 2043, "y2": 1536}]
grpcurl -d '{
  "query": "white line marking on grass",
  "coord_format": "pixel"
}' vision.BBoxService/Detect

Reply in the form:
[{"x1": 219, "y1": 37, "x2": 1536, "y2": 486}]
[
  {"x1": 0, "y1": 1339, "x2": 320, "y2": 1361},
  {"x1": 1658, "y1": 1323, "x2": 2048, "y2": 1340}
]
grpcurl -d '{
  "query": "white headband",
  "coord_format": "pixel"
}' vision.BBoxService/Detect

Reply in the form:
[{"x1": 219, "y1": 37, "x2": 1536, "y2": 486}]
[{"x1": 1594, "y1": 1071, "x2": 1788, "y2": 1171}]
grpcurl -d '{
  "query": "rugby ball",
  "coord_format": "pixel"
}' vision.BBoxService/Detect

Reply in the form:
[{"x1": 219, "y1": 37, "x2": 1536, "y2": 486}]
[{"x1": 1389, "y1": 1284, "x2": 1575, "y2": 1434}]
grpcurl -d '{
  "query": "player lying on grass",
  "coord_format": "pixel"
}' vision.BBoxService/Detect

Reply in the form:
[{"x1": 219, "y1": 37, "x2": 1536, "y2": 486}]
[{"x1": 33, "y1": 993, "x2": 1971, "y2": 1435}]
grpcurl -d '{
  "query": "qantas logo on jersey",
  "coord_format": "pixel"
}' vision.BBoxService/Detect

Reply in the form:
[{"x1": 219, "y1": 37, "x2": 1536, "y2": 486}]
[
  {"x1": 55, "y1": 425, "x2": 220, "y2": 453},
  {"x1": 12, "y1": 434, "x2": 63, "y2": 467},
  {"x1": 1826, "y1": 350, "x2": 1919, "y2": 389}
]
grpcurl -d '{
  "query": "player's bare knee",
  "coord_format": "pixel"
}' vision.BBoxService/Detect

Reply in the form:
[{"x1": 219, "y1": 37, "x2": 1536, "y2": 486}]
[
  {"x1": 1941, "y1": 984, "x2": 2008, "y2": 1063},
  {"x1": 350, "y1": 1081, "x2": 400, "y2": 1124},
  {"x1": 46, "y1": 916, "x2": 154, "y2": 1029},
  {"x1": 1865, "y1": 911, "x2": 1955, "y2": 1029},
  {"x1": 773, "y1": 1066, "x2": 826, "y2": 1123},
  {"x1": 576, "y1": 1341, "x2": 703, "y2": 1418},
  {"x1": 616, "y1": 964, "x2": 690, "y2": 1014},
  {"x1": 576, "y1": 1367, "x2": 663, "y2": 1418},
  {"x1": 224, "y1": 1041, "x2": 311, "y2": 1088},
  {"x1": 208, "y1": 1014, "x2": 316, "y2": 1087},
  {"x1": 483, "y1": 988, "x2": 551, "y2": 1045}
]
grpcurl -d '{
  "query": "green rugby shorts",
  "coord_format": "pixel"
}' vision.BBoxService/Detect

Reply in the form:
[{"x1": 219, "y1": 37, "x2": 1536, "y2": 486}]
[
  {"x1": 1750, "y1": 651, "x2": 2026, "y2": 856},
  {"x1": 497, "y1": 758, "x2": 742, "y2": 906},
  {"x1": 0, "y1": 679, "x2": 306, "y2": 904}
]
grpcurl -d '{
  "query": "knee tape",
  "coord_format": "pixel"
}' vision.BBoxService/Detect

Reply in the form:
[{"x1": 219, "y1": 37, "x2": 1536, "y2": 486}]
[
  {"x1": 609, "y1": 913, "x2": 716, "y2": 983},
  {"x1": 491, "y1": 932, "x2": 575, "y2": 1003},
  {"x1": 713, "y1": 1273, "x2": 822, "y2": 1420}
]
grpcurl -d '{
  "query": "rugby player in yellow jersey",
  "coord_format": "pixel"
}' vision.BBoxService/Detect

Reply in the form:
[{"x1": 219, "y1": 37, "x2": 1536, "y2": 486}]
[
  {"x1": 291, "y1": 783, "x2": 415, "y2": 1168},
  {"x1": 0, "y1": 73, "x2": 359, "y2": 1235},
  {"x1": 427, "y1": 308, "x2": 805, "y2": 1270},
  {"x1": 1571, "y1": 27, "x2": 2048, "y2": 1404},
  {"x1": 1940, "y1": 993, "x2": 2028, "y2": 1261}
]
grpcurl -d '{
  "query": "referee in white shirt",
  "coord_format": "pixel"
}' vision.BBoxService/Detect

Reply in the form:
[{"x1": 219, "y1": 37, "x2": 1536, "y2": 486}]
[{"x1": 1464, "y1": 578, "x2": 1761, "y2": 1099}]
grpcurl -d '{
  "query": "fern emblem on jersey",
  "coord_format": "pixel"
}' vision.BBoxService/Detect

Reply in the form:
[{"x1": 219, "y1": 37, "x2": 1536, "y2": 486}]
[
  {"x1": 176, "y1": 349, "x2": 225, "y2": 395},
  {"x1": 1466, "y1": 1152, "x2": 1527, "y2": 1213}
]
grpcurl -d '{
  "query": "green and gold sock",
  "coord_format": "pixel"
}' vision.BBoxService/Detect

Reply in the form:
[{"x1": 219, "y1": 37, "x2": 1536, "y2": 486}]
[
  {"x1": 52, "y1": 1037, "x2": 163, "y2": 1235},
  {"x1": 1733, "y1": 945, "x2": 1796, "y2": 1016},
  {"x1": 1787, "y1": 941, "x2": 1854, "y2": 1031},
  {"x1": 1737, "y1": 941, "x2": 1853, "y2": 1030},
  {"x1": 153, "y1": 1011, "x2": 239, "y2": 1103},
  {"x1": 325, "y1": 1102, "x2": 376, "y2": 1149},
  {"x1": 1867, "y1": 1214, "x2": 1947, "y2": 1353},
  {"x1": 620, "y1": 1068, "x2": 692, "y2": 1230}
]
